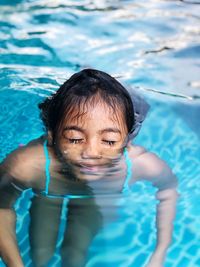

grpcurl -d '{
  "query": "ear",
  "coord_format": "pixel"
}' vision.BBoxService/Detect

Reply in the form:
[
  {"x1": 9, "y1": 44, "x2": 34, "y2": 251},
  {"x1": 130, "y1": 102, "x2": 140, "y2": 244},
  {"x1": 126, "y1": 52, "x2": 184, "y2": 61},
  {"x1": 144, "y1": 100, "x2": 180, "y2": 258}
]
[
  {"x1": 47, "y1": 131, "x2": 53, "y2": 146},
  {"x1": 126, "y1": 140, "x2": 133, "y2": 149},
  {"x1": 121, "y1": 138, "x2": 130, "y2": 153},
  {"x1": 124, "y1": 136, "x2": 132, "y2": 147}
]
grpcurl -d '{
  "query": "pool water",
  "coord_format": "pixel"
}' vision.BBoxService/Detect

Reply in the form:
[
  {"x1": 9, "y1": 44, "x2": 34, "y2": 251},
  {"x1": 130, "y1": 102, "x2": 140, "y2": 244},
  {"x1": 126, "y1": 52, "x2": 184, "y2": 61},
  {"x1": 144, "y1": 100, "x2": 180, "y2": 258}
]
[{"x1": 0, "y1": 0, "x2": 200, "y2": 267}]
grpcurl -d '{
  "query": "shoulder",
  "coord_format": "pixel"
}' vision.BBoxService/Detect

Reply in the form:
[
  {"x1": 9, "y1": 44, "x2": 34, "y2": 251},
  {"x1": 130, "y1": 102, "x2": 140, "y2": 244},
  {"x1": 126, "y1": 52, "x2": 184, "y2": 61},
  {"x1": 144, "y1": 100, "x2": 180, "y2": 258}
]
[
  {"x1": 137, "y1": 151, "x2": 169, "y2": 178},
  {"x1": 1, "y1": 138, "x2": 46, "y2": 185},
  {"x1": 136, "y1": 151, "x2": 177, "y2": 189},
  {"x1": 128, "y1": 145, "x2": 173, "y2": 179},
  {"x1": 127, "y1": 144, "x2": 146, "y2": 159},
  {"x1": 127, "y1": 145, "x2": 177, "y2": 189}
]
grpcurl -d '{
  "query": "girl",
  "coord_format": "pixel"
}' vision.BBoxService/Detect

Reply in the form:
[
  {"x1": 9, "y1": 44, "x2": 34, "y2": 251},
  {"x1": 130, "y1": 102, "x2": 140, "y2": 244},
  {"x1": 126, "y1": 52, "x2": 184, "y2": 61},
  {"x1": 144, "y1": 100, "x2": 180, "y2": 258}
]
[{"x1": 0, "y1": 69, "x2": 177, "y2": 267}]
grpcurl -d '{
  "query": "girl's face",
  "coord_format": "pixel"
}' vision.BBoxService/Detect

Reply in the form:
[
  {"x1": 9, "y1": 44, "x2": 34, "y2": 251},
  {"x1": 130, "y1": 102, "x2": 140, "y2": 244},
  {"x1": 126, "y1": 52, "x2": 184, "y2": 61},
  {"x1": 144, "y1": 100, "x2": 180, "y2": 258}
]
[{"x1": 55, "y1": 100, "x2": 128, "y2": 180}]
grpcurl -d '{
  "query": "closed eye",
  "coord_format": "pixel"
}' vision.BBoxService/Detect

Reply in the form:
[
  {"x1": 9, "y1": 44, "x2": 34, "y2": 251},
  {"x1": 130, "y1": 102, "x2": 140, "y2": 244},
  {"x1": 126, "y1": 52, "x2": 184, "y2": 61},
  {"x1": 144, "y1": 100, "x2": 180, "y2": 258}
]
[
  {"x1": 102, "y1": 140, "x2": 116, "y2": 146},
  {"x1": 68, "y1": 138, "x2": 83, "y2": 144}
]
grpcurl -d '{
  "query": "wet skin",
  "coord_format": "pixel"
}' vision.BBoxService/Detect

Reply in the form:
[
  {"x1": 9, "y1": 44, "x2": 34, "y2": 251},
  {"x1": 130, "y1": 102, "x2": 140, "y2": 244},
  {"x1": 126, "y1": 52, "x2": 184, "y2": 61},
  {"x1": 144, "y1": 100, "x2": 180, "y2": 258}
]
[
  {"x1": 8, "y1": 98, "x2": 127, "y2": 267},
  {"x1": 29, "y1": 100, "x2": 129, "y2": 267},
  {"x1": 51, "y1": 98, "x2": 129, "y2": 181},
  {"x1": 0, "y1": 97, "x2": 177, "y2": 267}
]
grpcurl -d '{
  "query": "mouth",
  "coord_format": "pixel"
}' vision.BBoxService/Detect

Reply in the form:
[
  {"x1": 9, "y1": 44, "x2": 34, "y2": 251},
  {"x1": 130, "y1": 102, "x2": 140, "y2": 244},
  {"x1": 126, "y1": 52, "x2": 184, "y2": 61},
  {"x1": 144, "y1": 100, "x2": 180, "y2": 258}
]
[{"x1": 76, "y1": 163, "x2": 106, "y2": 173}]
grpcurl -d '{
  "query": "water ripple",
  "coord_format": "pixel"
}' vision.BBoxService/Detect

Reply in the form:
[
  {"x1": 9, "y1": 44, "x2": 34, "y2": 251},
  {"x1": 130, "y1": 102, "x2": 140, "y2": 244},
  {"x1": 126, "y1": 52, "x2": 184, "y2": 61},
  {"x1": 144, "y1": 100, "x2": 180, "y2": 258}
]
[
  {"x1": 0, "y1": 0, "x2": 199, "y2": 99},
  {"x1": 0, "y1": 1, "x2": 200, "y2": 267}
]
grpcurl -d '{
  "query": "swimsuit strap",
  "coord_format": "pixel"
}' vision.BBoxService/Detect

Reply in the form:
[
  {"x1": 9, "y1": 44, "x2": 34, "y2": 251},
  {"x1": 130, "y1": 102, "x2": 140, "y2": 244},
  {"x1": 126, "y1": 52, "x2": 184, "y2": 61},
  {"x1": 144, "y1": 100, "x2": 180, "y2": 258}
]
[
  {"x1": 43, "y1": 140, "x2": 51, "y2": 195},
  {"x1": 43, "y1": 193, "x2": 93, "y2": 199},
  {"x1": 122, "y1": 147, "x2": 132, "y2": 193},
  {"x1": 42, "y1": 141, "x2": 132, "y2": 196},
  {"x1": 42, "y1": 140, "x2": 93, "y2": 199}
]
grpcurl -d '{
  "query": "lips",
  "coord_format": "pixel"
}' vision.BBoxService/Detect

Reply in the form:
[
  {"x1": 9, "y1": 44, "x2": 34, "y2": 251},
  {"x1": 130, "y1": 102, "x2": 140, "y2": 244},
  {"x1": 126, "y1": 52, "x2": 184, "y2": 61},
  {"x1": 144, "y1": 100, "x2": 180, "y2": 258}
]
[{"x1": 78, "y1": 163, "x2": 105, "y2": 173}]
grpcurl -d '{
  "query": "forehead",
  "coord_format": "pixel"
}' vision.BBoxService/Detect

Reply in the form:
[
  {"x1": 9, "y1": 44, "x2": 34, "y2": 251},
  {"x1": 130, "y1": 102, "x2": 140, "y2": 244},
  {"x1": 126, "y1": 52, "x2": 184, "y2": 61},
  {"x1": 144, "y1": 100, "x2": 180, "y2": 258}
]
[{"x1": 62, "y1": 100, "x2": 125, "y2": 128}]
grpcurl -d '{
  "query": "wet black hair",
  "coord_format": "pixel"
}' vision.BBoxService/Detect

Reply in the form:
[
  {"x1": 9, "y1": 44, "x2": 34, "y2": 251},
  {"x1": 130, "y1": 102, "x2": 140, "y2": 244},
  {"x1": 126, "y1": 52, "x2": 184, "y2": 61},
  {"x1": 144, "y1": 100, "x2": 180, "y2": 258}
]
[{"x1": 38, "y1": 69, "x2": 135, "y2": 144}]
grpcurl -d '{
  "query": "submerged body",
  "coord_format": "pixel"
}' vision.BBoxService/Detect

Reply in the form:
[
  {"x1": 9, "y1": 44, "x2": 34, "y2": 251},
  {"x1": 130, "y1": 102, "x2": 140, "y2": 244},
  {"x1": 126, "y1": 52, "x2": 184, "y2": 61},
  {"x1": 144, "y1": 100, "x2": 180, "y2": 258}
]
[
  {"x1": 0, "y1": 69, "x2": 178, "y2": 267},
  {"x1": 0, "y1": 136, "x2": 177, "y2": 267}
]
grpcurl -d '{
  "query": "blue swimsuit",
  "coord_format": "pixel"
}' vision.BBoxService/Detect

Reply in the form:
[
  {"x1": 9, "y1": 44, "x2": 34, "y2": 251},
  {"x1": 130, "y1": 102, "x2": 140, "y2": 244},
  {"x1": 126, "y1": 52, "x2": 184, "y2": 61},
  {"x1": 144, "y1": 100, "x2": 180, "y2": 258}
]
[
  {"x1": 41, "y1": 140, "x2": 133, "y2": 199},
  {"x1": 31, "y1": 140, "x2": 133, "y2": 260}
]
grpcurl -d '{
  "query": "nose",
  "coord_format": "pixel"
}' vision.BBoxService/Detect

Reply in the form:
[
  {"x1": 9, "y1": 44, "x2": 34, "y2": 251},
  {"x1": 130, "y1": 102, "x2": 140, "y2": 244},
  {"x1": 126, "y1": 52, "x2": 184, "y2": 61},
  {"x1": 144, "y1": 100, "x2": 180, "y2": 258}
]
[{"x1": 81, "y1": 141, "x2": 102, "y2": 159}]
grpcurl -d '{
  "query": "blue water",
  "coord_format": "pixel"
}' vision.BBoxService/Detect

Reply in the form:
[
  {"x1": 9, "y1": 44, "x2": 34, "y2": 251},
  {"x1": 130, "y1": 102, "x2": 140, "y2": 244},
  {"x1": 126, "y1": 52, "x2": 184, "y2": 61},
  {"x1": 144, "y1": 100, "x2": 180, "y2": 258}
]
[{"x1": 0, "y1": 0, "x2": 200, "y2": 266}]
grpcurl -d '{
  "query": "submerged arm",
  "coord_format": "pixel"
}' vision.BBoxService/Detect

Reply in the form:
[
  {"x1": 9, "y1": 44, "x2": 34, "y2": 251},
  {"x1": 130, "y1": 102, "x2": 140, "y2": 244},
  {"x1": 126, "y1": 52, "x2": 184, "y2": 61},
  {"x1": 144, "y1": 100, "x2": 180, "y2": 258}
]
[
  {"x1": 0, "y1": 141, "x2": 45, "y2": 267},
  {"x1": 156, "y1": 188, "x2": 177, "y2": 251},
  {"x1": 0, "y1": 151, "x2": 32, "y2": 267},
  {"x1": 147, "y1": 188, "x2": 178, "y2": 267},
  {"x1": 136, "y1": 152, "x2": 178, "y2": 267},
  {"x1": 0, "y1": 169, "x2": 24, "y2": 267},
  {"x1": 0, "y1": 209, "x2": 24, "y2": 267}
]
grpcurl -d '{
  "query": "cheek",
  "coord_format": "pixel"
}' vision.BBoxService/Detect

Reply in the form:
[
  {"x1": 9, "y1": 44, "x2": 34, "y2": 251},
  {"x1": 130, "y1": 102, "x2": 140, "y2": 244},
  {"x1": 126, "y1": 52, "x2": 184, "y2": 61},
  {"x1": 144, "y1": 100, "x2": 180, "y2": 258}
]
[
  {"x1": 58, "y1": 138, "x2": 125, "y2": 160},
  {"x1": 61, "y1": 146, "x2": 82, "y2": 159},
  {"x1": 100, "y1": 146, "x2": 124, "y2": 159},
  {"x1": 109, "y1": 148, "x2": 123, "y2": 157},
  {"x1": 56, "y1": 139, "x2": 77, "y2": 157}
]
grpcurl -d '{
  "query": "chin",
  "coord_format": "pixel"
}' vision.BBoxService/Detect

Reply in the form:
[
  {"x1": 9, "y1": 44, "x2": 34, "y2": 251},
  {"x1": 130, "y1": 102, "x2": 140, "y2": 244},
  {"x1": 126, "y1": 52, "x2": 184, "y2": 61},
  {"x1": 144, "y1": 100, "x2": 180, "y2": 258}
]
[{"x1": 74, "y1": 167, "x2": 106, "y2": 181}]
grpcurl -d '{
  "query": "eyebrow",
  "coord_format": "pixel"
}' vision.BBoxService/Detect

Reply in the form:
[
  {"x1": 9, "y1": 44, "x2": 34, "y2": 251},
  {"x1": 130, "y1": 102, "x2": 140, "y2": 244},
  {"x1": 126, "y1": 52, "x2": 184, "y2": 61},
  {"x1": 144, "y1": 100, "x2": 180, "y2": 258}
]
[
  {"x1": 99, "y1": 128, "x2": 121, "y2": 134},
  {"x1": 63, "y1": 126, "x2": 85, "y2": 133},
  {"x1": 63, "y1": 126, "x2": 121, "y2": 134}
]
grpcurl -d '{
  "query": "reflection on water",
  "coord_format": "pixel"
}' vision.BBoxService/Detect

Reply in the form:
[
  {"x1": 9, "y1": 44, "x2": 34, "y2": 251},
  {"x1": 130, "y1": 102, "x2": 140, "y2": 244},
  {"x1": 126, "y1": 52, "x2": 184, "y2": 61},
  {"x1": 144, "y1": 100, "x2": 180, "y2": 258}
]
[
  {"x1": 0, "y1": 0, "x2": 200, "y2": 267},
  {"x1": 0, "y1": 0, "x2": 200, "y2": 98}
]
